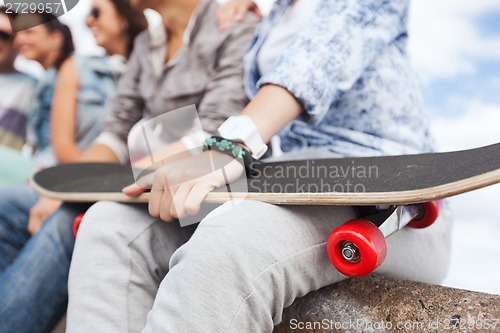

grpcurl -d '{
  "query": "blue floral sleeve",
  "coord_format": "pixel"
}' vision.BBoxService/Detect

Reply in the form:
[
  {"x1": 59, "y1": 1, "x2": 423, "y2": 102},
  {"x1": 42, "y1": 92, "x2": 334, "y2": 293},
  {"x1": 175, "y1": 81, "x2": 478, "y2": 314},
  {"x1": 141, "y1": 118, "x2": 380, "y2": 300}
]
[{"x1": 257, "y1": 0, "x2": 409, "y2": 124}]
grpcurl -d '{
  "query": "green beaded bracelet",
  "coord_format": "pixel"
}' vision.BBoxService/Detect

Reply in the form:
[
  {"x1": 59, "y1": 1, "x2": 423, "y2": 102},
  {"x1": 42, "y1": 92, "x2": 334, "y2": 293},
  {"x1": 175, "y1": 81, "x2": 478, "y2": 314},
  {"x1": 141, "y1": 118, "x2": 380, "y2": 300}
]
[{"x1": 202, "y1": 136, "x2": 256, "y2": 177}]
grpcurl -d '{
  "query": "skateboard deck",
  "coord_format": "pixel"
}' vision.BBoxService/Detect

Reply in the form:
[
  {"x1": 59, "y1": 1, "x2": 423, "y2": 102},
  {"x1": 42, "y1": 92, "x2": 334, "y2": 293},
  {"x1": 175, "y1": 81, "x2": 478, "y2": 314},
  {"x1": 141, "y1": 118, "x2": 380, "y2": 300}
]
[{"x1": 31, "y1": 143, "x2": 500, "y2": 205}]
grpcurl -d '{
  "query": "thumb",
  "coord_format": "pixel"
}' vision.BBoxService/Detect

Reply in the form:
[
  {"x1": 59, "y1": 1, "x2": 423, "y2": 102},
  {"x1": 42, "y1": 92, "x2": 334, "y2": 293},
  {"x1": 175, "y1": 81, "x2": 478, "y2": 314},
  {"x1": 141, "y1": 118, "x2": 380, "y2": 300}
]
[
  {"x1": 122, "y1": 172, "x2": 155, "y2": 196},
  {"x1": 28, "y1": 214, "x2": 41, "y2": 235},
  {"x1": 122, "y1": 183, "x2": 146, "y2": 197}
]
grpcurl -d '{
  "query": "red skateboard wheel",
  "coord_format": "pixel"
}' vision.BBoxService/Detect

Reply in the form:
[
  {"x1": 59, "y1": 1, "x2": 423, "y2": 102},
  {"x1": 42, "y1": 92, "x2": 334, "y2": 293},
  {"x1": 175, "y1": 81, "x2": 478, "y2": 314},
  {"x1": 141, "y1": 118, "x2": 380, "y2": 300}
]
[
  {"x1": 73, "y1": 213, "x2": 85, "y2": 237},
  {"x1": 327, "y1": 219, "x2": 387, "y2": 278},
  {"x1": 407, "y1": 201, "x2": 440, "y2": 229}
]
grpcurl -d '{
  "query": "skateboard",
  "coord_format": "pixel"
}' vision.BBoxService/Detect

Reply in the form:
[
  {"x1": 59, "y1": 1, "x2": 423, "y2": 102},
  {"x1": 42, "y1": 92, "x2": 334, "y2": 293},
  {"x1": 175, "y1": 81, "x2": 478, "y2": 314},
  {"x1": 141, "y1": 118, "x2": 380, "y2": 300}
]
[{"x1": 31, "y1": 143, "x2": 500, "y2": 278}]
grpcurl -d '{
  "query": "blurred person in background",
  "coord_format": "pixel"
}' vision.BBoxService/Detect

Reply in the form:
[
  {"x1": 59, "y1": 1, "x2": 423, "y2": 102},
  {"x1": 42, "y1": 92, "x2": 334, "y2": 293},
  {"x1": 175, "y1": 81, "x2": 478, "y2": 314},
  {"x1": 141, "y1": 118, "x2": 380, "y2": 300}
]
[
  {"x1": 0, "y1": 0, "x2": 257, "y2": 332},
  {"x1": 0, "y1": 7, "x2": 36, "y2": 151},
  {"x1": 13, "y1": 12, "x2": 74, "y2": 165},
  {"x1": 0, "y1": 3, "x2": 147, "y2": 332},
  {"x1": 0, "y1": 7, "x2": 37, "y2": 184},
  {"x1": 28, "y1": 0, "x2": 148, "y2": 234},
  {"x1": 52, "y1": 0, "x2": 147, "y2": 164},
  {"x1": 0, "y1": 12, "x2": 73, "y2": 183}
]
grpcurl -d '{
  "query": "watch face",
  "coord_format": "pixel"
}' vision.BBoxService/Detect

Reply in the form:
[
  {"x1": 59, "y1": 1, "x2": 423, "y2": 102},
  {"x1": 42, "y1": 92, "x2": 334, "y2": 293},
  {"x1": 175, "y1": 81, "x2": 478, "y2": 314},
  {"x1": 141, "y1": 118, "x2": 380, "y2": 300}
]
[{"x1": 218, "y1": 116, "x2": 268, "y2": 159}]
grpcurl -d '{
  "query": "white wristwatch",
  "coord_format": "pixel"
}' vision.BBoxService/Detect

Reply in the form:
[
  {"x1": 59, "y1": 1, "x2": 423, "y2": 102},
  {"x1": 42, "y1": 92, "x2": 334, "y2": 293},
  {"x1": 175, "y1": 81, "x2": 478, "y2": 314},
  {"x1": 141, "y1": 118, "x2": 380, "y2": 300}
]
[{"x1": 217, "y1": 116, "x2": 268, "y2": 159}]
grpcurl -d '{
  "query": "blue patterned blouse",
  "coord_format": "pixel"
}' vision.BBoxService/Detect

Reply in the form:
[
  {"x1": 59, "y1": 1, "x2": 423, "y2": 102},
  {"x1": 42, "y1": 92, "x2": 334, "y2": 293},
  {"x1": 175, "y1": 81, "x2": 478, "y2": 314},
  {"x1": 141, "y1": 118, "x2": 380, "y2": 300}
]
[{"x1": 244, "y1": 0, "x2": 434, "y2": 157}]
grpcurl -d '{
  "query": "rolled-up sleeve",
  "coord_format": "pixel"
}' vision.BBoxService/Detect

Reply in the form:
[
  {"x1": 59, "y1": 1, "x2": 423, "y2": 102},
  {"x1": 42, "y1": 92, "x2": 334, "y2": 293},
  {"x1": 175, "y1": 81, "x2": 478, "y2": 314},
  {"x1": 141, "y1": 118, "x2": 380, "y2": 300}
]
[
  {"x1": 197, "y1": 15, "x2": 258, "y2": 135},
  {"x1": 257, "y1": 0, "x2": 408, "y2": 124}
]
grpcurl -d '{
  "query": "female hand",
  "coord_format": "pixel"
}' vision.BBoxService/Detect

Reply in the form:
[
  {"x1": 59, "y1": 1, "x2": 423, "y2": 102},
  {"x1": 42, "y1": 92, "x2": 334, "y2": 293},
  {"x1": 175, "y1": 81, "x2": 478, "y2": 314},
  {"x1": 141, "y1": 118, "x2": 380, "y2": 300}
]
[
  {"x1": 123, "y1": 150, "x2": 245, "y2": 222},
  {"x1": 217, "y1": 0, "x2": 263, "y2": 31},
  {"x1": 28, "y1": 197, "x2": 62, "y2": 235}
]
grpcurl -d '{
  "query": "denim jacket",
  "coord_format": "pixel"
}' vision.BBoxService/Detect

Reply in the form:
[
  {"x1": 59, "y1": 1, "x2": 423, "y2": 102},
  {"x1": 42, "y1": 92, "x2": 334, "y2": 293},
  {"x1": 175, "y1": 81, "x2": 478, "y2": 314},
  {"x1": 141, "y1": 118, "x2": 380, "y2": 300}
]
[
  {"x1": 30, "y1": 55, "x2": 119, "y2": 166},
  {"x1": 27, "y1": 67, "x2": 57, "y2": 156},
  {"x1": 244, "y1": 0, "x2": 434, "y2": 157},
  {"x1": 72, "y1": 55, "x2": 119, "y2": 151}
]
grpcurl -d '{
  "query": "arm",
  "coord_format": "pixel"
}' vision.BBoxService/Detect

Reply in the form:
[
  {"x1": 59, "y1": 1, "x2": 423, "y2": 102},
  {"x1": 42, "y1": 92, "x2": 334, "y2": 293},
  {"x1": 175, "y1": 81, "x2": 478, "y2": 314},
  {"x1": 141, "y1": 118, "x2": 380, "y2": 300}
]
[
  {"x1": 51, "y1": 57, "x2": 82, "y2": 163},
  {"x1": 258, "y1": 0, "x2": 409, "y2": 124},
  {"x1": 79, "y1": 143, "x2": 120, "y2": 163},
  {"x1": 241, "y1": 84, "x2": 303, "y2": 143},
  {"x1": 130, "y1": 140, "x2": 189, "y2": 169}
]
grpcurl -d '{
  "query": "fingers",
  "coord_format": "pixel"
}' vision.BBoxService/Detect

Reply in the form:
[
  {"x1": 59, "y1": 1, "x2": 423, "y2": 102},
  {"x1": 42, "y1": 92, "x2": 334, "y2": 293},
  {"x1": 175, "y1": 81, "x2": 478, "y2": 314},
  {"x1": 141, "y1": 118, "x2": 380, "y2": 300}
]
[
  {"x1": 148, "y1": 173, "x2": 215, "y2": 221},
  {"x1": 27, "y1": 198, "x2": 62, "y2": 235},
  {"x1": 217, "y1": 4, "x2": 237, "y2": 30},
  {"x1": 148, "y1": 169, "x2": 171, "y2": 220},
  {"x1": 146, "y1": 152, "x2": 246, "y2": 223},
  {"x1": 122, "y1": 183, "x2": 145, "y2": 196},
  {"x1": 123, "y1": 172, "x2": 155, "y2": 196},
  {"x1": 235, "y1": 3, "x2": 250, "y2": 22},
  {"x1": 184, "y1": 182, "x2": 215, "y2": 216},
  {"x1": 170, "y1": 183, "x2": 190, "y2": 219},
  {"x1": 170, "y1": 179, "x2": 215, "y2": 219},
  {"x1": 27, "y1": 212, "x2": 42, "y2": 235},
  {"x1": 159, "y1": 187, "x2": 175, "y2": 222},
  {"x1": 217, "y1": 0, "x2": 256, "y2": 31}
]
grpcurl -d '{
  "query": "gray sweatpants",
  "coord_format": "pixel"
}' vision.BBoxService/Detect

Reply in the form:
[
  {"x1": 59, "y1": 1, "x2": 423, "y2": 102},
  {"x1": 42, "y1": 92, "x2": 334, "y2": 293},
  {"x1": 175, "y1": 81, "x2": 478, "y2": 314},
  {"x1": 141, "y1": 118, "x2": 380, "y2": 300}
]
[{"x1": 67, "y1": 199, "x2": 452, "y2": 333}]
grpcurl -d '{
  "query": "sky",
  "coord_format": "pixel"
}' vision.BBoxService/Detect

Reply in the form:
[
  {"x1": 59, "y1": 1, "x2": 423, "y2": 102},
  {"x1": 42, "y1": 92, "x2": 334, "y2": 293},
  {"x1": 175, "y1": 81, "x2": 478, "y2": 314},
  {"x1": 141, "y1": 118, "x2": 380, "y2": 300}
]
[
  {"x1": 407, "y1": 1, "x2": 500, "y2": 294},
  {"x1": 2, "y1": 0, "x2": 499, "y2": 294}
]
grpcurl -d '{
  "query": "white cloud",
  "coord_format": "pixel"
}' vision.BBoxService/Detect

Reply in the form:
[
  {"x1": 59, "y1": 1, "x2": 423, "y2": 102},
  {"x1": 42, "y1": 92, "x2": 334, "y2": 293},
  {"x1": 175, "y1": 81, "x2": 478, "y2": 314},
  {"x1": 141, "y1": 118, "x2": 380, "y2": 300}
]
[
  {"x1": 442, "y1": 212, "x2": 500, "y2": 294},
  {"x1": 430, "y1": 102, "x2": 500, "y2": 294},
  {"x1": 431, "y1": 101, "x2": 500, "y2": 151},
  {"x1": 408, "y1": 0, "x2": 500, "y2": 81}
]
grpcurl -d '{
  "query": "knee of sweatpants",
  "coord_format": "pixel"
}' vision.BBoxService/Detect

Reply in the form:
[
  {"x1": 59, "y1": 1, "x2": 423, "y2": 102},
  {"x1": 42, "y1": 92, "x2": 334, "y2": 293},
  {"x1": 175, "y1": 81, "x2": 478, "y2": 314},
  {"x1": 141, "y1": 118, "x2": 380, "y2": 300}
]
[
  {"x1": 77, "y1": 201, "x2": 126, "y2": 240},
  {"x1": 169, "y1": 200, "x2": 330, "y2": 284},
  {"x1": 169, "y1": 201, "x2": 270, "y2": 273},
  {"x1": 76, "y1": 201, "x2": 149, "y2": 246},
  {"x1": 165, "y1": 201, "x2": 350, "y2": 329}
]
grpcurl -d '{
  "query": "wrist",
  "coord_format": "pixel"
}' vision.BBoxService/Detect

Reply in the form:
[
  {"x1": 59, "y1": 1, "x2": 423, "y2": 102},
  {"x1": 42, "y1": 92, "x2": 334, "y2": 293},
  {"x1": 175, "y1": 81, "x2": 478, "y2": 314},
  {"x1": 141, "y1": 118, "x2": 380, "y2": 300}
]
[
  {"x1": 203, "y1": 137, "x2": 257, "y2": 177},
  {"x1": 217, "y1": 115, "x2": 268, "y2": 159}
]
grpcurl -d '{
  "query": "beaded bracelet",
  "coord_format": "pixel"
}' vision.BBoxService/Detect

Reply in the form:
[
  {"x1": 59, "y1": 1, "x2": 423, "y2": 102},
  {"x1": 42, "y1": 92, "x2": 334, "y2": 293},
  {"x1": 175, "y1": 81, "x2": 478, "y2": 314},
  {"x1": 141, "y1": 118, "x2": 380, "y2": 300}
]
[{"x1": 202, "y1": 136, "x2": 256, "y2": 177}]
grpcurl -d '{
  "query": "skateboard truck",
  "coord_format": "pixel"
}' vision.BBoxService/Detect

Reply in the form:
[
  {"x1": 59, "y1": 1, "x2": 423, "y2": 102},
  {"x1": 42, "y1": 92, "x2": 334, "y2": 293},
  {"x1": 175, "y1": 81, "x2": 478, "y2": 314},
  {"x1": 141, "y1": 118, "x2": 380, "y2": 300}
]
[{"x1": 327, "y1": 202, "x2": 440, "y2": 278}]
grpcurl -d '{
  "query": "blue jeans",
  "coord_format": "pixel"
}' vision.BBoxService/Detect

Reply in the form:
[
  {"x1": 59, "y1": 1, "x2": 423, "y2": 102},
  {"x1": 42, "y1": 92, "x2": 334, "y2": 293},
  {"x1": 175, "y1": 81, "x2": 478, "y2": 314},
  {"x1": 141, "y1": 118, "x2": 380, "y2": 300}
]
[{"x1": 0, "y1": 185, "x2": 88, "y2": 333}]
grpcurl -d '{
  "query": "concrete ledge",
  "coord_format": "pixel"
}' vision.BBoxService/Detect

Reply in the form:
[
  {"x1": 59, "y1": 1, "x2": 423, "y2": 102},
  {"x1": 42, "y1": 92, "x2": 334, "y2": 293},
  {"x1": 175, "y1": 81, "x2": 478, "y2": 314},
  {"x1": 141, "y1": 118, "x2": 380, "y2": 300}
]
[{"x1": 275, "y1": 275, "x2": 500, "y2": 332}]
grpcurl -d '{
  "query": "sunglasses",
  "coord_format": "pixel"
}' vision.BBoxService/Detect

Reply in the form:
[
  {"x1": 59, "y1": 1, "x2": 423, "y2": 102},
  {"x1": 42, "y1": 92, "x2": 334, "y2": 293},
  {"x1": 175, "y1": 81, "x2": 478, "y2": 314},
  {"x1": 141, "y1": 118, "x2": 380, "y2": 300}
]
[
  {"x1": 89, "y1": 7, "x2": 100, "y2": 19},
  {"x1": 0, "y1": 31, "x2": 13, "y2": 41}
]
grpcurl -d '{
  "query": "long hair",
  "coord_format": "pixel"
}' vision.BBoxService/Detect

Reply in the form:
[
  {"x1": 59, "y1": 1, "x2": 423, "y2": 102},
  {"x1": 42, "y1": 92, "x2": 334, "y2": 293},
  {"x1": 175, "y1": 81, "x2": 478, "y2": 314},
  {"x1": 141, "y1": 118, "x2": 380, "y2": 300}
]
[
  {"x1": 14, "y1": 12, "x2": 74, "y2": 69},
  {"x1": 109, "y1": 0, "x2": 148, "y2": 57}
]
